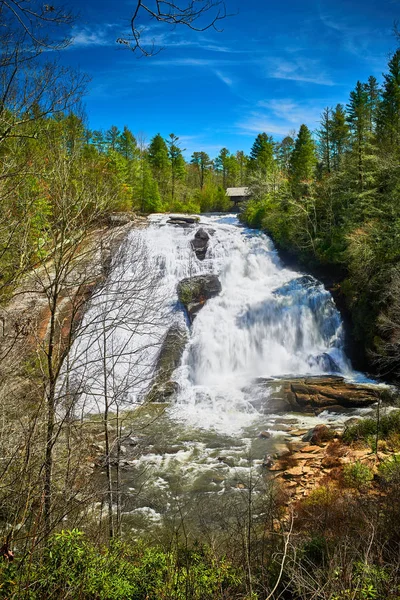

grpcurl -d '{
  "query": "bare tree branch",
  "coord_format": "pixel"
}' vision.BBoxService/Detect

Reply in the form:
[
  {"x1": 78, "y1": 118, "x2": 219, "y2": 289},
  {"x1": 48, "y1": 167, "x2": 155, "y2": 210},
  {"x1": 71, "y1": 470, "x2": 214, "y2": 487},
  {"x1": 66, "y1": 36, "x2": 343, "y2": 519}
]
[{"x1": 117, "y1": 0, "x2": 229, "y2": 57}]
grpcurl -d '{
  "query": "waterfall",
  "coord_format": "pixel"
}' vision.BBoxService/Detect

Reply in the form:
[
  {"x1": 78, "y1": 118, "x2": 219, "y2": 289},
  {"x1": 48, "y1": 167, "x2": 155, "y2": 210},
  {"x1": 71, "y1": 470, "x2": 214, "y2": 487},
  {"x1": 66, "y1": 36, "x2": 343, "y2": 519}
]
[{"x1": 66, "y1": 214, "x2": 356, "y2": 435}]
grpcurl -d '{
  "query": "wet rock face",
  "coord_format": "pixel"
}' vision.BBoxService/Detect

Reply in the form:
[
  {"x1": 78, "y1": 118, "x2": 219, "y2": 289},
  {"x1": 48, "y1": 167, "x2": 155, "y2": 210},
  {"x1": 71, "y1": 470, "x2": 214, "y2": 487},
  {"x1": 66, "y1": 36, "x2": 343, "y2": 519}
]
[
  {"x1": 146, "y1": 326, "x2": 187, "y2": 402},
  {"x1": 177, "y1": 275, "x2": 222, "y2": 323},
  {"x1": 191, "y1": 228, "x2": 210, "y2": 261}
]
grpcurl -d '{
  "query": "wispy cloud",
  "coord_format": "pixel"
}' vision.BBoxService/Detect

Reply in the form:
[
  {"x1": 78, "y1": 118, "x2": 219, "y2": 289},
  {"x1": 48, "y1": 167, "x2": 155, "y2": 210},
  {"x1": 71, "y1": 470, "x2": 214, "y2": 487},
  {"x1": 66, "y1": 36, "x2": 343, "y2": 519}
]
[
  {"x1": 236, "y1": 99, "x2": 324, "y2": 138},
  {"x1": 214, "y1": 70, "x2": 234, "y2": 87},
  {"x1": 264, "y1": 57, "x2": 335, "y2": 86},
  {"x1": 71, "y1": 24, "x2": 117, "y2": 48}
]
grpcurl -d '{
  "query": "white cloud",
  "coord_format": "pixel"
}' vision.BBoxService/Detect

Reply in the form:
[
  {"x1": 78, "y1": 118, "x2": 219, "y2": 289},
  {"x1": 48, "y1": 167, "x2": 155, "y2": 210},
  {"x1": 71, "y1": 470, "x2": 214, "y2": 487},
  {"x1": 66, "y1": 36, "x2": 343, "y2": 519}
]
[
  {"x1": 264, "y1": 57, "x2": 335, "y2": 86},
  {"x1": 71, "y1": 25, "x2": 116, "y2": 48},
  {"x1": 214, "y1": 70, "x2": 233, "y2": 87},
  {"x1": 236, "y1": 99, "x2": 324, "y2": 138}
]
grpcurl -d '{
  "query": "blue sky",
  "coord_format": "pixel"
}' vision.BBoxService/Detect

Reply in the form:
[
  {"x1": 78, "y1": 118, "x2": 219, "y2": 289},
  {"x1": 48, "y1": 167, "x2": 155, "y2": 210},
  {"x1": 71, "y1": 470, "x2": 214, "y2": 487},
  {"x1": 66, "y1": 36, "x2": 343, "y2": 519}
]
[{"x1": 61, "y1": 0, "x2": 400, "y2": 158}]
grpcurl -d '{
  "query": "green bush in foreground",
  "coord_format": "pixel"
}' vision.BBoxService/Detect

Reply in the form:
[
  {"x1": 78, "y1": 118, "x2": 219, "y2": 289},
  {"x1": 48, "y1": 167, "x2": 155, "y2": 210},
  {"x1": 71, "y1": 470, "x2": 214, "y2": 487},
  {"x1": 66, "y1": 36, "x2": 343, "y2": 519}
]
[
  {"x1": 343, "y1": 410, "x2": 400, "y2": 446},
  {"x1": 343, "y1": 461, "x2": 374, "y2": 490},
  {"x1": 0, "y1": 530, "x2": 241, "y2": 600}
]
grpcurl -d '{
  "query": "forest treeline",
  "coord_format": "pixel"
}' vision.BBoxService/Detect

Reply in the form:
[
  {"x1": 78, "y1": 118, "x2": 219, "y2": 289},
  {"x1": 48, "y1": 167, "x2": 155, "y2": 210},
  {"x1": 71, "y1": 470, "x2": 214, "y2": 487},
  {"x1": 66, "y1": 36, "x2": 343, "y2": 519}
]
[
  {"x1": 239, "y1": 49, "x2": 400, "y2": 382},
  {"x1": 3, "y1": 40, "x2": 400, "y2": 378}
]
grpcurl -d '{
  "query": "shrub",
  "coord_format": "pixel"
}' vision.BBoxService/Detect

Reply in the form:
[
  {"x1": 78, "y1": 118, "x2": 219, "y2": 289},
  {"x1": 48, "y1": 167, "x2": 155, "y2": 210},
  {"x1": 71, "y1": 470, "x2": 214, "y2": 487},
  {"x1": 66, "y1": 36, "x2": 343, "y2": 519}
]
[
  {"x1": 378, "y1": 454, "x2": 400, "y2": 484},
  {"x1": 343, "y1": 410, "x2": 400, "y2": 447},
  {"x1": 343, "y1": 461, "x2": 373, "y2": 490},
  {"x1": 6, "y1": 530, "x2": 241, "y2": 600}
]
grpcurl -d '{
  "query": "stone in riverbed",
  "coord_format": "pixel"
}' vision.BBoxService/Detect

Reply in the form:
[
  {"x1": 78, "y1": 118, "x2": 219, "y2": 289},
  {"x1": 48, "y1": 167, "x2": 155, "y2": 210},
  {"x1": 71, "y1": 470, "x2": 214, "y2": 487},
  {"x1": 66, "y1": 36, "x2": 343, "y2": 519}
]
[
  {"x1": 146, "y1": 325, "x2": 187, "y2": 402},
  {"x1": 191, "y1": 228, "x2": 210, "y2": 261},
  {"x1": 167, "y1": 215, "x2": 200, "y2": 227},
  {"x1": 256, "y1": 375, "x2": 393, "y2": 414},
  {"x1": 177, "y1": 274, "x2": 222, "y2": 323},
  {"x1": 302, "y1": 424, "x2": 336, "y2": 445}
]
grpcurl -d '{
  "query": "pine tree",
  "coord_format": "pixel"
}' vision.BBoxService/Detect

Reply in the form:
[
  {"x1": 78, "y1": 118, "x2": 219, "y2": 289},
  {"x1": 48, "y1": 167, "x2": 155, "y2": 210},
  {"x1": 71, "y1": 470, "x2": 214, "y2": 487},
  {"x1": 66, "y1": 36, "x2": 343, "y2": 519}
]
[
  {"x1": 277, "y1": 136, "x2": 294, "y2": 176},
  {"x1": 105, "y1": 125, "x2": 121, "y2": 151},
  {"x1": 347, "y1": 81, "x2": 370, "y2": 190},
  {"x1": 191, "y1": 151, "x2": 212, "y2": 190},
  {"x1": 236, "y1": 151, "x2": 248, "y2": 185},
  {"x1": 289, "y1": 124, "x2": 317, "y2": 194},
  {"x1": 330, "y1": 104, "x2": 350, "y2": 171},
  {"x1": 377, "y1": 49, "x2": 400, "y2": 151},
  {"x1": 148, "y1": 133, "x2": 170, "y2": 197},
  {"x1": 249, "y1": 133, "x2": 275, "y2": 177},
  {"x1": 166, "y1": 133, "x2": 186, "y2": 202},
  {"x1": 317, "y1": 107, "x2": 332, "y2": 174},
  {"x1": 365, "y1": 76, "x2": 381, "y2": 133},
  {"x1": 214, "y1": 147, "x2": 230, "y2": 188},
  {"x1": 117, "y1": 126, "x2": 138, "y2": 160}
]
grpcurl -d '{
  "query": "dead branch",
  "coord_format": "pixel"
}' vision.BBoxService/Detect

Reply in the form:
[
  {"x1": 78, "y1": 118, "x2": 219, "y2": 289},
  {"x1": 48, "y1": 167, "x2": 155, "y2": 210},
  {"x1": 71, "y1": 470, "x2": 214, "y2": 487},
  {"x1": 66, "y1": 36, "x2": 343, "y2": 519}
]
[{"x1": 117, "y1": 0, "x2": 228, "y2": 57}]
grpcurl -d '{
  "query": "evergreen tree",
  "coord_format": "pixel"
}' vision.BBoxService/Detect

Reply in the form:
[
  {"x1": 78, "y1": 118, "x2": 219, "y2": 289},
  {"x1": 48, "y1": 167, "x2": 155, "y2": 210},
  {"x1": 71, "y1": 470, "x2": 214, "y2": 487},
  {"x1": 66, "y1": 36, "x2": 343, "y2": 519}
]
[
  {"x1": 236, "y1": 151, "x2": 248, "y2": 185},
  {"x1": 214, "y1": 147, "x2": 230, "y2": 188},
  {"x1": 105, "y1": 125, "x2": 121, "y2": 151},
  {"x1": 330, "y1": 104, "x2": 350, "y2": 171},
  {"x1": 191, "y1": 151, "x2": 212, "y2": 190},
  {"x1": 117, "y1": 126, "x2": 138, "y2": 160},
  {"x1": 377, "y1": 49, "x2": 400, "y2": 151},
  {"x1": 365, "y1": 75, "x2": 381, "y2": 133},
  {"x1": 317, "y1": 108, "x2": 332, "y2": 174},
  {"x1": 166, "y1": 133, "x2": 186, "y2": 202},
  {"x1": 148, "y1": 133, "x2": 170, "y2": 197},
  {"x1": 277, "y1": 136, "x2": 294, "y2": 176},
  {"x1": 347, "y1": 81, "x2": 370, "y2": 190},
  {"x1": 289, "y1": 124, "x2": 317, "y2": 194},
  {"x1": 249, "y1": 133, "x2": 275, "y2": 176}
]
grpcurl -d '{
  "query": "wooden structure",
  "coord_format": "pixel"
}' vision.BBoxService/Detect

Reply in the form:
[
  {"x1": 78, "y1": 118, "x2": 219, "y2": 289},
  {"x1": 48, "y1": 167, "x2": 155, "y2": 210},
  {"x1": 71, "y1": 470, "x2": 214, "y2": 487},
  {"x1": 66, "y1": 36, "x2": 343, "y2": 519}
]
[{"x1": 226, "y1": 187, "x2": 250, "y2": 209}]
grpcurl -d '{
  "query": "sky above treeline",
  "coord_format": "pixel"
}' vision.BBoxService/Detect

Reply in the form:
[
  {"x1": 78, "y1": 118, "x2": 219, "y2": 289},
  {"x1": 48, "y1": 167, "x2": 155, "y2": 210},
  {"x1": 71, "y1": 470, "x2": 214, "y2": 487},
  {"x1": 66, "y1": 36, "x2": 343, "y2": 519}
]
[{"x1": 63, "y1": 0, "x2": 399, "y2": 158}]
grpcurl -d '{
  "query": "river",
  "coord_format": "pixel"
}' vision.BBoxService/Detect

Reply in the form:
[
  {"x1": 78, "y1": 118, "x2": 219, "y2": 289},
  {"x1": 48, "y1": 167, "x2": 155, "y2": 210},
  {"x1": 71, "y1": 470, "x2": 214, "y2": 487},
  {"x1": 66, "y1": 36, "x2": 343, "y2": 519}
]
[{"x1": 65, "y1": 214, "x2": 373, "y2": 537}]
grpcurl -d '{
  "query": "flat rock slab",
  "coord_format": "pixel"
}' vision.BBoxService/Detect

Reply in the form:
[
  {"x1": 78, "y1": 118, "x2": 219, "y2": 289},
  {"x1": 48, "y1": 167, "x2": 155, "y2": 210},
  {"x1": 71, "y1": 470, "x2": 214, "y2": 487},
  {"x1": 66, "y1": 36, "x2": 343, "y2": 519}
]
[
  {"x1": 168, "y1": 215, "x2": 200, "y2": 227},
  {"x1": 257, "y1": 375, "x2": 394, "y2": 413}
]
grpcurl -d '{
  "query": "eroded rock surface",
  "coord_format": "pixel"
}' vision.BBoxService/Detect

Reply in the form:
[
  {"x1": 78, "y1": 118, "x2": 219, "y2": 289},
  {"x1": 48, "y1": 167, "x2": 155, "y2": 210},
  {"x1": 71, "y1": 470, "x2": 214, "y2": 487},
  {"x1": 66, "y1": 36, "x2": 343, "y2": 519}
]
[
  {"x1": 177, "y1": 274, "x2": 222, "y2": 323},
  {"x1": 146, "y1": 325, "x2": 187, "y2": 402},
  {"x1": 257, "y1": 375, "x2": 393, "y2": 414},
  {"x1": 191, "y1": 228, "x2": 210, "y2": 261}
]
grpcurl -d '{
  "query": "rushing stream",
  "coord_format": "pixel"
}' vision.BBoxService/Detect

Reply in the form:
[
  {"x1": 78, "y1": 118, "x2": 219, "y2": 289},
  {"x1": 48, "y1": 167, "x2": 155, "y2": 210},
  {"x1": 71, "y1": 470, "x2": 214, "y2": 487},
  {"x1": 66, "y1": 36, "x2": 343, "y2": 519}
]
[{"x1": 66, "y1": 214, "x2": 372, "y2": 535}]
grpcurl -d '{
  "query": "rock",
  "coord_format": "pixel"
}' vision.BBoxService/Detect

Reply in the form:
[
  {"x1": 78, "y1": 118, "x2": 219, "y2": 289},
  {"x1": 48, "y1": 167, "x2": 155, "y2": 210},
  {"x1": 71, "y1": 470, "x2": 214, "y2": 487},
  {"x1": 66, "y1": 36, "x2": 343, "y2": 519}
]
[
  {"x1": 301, "y1": 445, "x2": 322, "y2": 453},
  {"x1": 191, "y1": 228, "x2": 210, "y2": 261},
  {"x1": 177, "y1": 275, "x2": 222, "y2": 323},
  {"x1": 262, "y1": 455, "x2": 274, "y2": 467},
  {"x1": 283, "y1": 466, "x2": 304, "y2": 478},
  {"x1": 302, "y1": 425, "x2": 335, "y2": 445},
  {"x1": 108, "y1": 212, "x2": 134, "y2": 226},
  {"x1": 168, "y1": 215, "x2": 200, "y2": 227},
  {"x1": 146, "y1": 325, "x2": 187, "y2": 402},
  {"x1": 262, "y1": 375, "x2": 388, "y2": 413},
  {"x1": 258, "y1": 430, "x2": 271, "y2": 439}
]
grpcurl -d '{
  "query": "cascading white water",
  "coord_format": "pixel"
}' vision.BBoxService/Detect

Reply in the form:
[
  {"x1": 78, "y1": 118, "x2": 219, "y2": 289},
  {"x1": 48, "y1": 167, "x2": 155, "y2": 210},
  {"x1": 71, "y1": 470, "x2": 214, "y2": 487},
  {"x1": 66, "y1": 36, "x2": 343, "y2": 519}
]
[{"x1": 66, "y1": 213, "x2": 357, "y2": 435}]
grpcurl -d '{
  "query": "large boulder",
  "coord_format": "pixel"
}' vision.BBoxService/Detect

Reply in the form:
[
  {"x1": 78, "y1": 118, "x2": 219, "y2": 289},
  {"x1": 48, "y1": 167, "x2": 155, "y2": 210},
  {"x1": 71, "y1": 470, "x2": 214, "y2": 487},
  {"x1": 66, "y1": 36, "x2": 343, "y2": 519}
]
[
  {"x1": 254, "y1": 375, "x2": 395, "y2": 415},
  {"x1": 146, "y1": 325, "x2": 187, "y2": 402},
  {"x1": 281, "y1": 376, "x2": 390, "y2": 413},
  {"x1": 177, "y1": 274, "x2": 222, "y2": 323},
  {"x1": 191, "y1": 228, "x2": 210, "y2": 261}
]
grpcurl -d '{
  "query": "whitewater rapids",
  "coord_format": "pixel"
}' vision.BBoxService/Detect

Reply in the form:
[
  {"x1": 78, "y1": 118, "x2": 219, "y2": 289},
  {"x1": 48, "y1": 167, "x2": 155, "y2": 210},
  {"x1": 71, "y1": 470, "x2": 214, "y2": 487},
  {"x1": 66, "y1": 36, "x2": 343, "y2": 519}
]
[{"x1": 65, "y1": 213, "x2": 361, "y2": 436}]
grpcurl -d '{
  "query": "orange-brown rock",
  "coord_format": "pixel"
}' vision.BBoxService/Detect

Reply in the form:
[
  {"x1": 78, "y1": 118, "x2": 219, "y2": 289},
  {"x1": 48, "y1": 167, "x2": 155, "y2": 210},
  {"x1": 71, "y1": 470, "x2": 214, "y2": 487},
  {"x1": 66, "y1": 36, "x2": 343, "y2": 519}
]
[{"x1": 281, "y1": 375, "x2": 386, "y2": 412}]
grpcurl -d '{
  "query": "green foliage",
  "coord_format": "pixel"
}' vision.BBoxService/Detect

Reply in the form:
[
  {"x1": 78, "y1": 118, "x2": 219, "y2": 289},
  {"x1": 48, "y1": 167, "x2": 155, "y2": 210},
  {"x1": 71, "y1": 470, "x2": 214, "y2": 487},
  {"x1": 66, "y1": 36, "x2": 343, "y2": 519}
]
[
  {"x1": 343, "y1": 461, "x2": 373, "y2": 489},
  {"x1": 378, "y1": 454, "x2": 400, "y2": 483},
  {"x1": 343, "y1": 410, "x2": 400, "y2": 445},
  {"x1": 6, "y1": 530, "x2": 240, "y2": 600}
]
